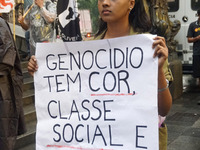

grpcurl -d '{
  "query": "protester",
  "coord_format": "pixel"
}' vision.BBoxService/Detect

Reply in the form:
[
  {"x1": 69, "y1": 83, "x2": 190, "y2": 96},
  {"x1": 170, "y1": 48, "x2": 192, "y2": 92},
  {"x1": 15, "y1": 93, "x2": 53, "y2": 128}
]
[
  {"x1": 0, "y1": 14, "x2": 26, "y2": 150},
  {"x1": 18, "y1": 0, "x2": 56, "y2": 55},
  {"x1": 187, "y1": 8, "x2": 200, "y2": 87},
  {"x1": 27, "y1": 0, "x2": 173, "y2": 149}
]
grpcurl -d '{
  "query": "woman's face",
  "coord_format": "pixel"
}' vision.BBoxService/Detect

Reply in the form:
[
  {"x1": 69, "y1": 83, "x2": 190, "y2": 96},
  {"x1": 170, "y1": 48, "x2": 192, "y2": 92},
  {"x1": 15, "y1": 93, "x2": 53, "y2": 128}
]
[{"x1": 98, "y1": 0, "x2": 135, "y2": 23}]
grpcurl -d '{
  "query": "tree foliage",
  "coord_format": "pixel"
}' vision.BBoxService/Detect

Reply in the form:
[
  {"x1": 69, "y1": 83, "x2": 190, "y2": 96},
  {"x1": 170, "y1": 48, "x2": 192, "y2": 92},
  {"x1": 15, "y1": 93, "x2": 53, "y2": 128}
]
[{"x1": 77, "y1": 0, "x2": 99, "y2": 33}]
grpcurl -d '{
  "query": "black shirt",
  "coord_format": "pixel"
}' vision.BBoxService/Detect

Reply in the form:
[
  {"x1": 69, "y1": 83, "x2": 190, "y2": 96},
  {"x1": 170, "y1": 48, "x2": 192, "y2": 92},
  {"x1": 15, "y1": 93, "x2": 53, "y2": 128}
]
[{"x1": 187, "y1": 20, "x2": 200, "y2": 55}]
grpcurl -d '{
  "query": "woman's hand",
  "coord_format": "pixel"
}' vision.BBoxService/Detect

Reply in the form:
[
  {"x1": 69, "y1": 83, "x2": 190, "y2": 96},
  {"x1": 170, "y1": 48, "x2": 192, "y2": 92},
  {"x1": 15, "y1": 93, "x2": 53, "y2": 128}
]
[
  {"x1": 28, "y1": 55, "x2": 38, "y2": 76},
  {"x1": 152, "y1": 36, "x2": 168, "y2": 70},
  {"x1": 153, "y1": 36, "x2": 172, "y2": 116}
]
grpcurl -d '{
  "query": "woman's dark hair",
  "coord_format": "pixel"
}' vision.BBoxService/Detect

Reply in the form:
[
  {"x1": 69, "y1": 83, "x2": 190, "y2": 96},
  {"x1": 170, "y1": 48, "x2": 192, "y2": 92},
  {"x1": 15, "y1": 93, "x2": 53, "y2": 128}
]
[{"x1": 95, "y1": 0, "x2": 152, "y2": 37}]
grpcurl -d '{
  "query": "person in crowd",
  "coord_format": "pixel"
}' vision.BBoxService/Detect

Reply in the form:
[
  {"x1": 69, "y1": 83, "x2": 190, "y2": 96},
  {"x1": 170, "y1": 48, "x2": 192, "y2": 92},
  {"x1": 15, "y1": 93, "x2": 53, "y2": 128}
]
[
  {"x1": 0, "y1": 14, "x2": 26, "y2": 150},
  {"x1": 22, "y1": 0, "x2": 33, "y2": 60},
  {"x1": 187, "y1": 8, "x2": 200, "y2": 87},
  {"x1": 18, "y1": 0, "x2": 56, "y2": 55},
  {"x1": 27, "y1": 0, "x2": 173, "y2": 149}
]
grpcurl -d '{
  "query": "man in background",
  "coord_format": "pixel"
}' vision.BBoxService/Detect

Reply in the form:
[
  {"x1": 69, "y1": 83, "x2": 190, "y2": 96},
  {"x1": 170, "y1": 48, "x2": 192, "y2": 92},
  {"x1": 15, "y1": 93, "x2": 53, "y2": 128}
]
[
  {"x1": 187, "y1": 9, "x2": 200, "y2": 87},
  {"x1": 18, "y1": 0, "x2": 56, "y2": 55}
]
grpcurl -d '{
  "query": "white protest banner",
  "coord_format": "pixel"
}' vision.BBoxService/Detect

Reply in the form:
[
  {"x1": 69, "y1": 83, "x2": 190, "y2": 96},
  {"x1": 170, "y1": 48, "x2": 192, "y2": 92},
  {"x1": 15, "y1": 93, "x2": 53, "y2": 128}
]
[
  {"x1": 0, "y1": 0, "x2": 14, "y2": 13},
  {"x1": 34, "y1": 34, "x2": 159, "y2": 150}
]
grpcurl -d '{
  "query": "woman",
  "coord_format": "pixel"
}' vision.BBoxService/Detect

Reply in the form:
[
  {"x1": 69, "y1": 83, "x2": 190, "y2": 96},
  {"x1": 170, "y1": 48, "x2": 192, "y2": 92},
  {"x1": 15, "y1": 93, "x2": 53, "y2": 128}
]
[{"x1": 28, "y1": 0, "x2": 172, "y2": 149}]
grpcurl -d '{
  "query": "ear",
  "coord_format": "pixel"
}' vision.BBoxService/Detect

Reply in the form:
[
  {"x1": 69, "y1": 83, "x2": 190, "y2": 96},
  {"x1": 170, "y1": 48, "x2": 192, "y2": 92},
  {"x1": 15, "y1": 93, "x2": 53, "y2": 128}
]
[{"x1": 129, "y1": 0, "x2": 135, "y2": 9}]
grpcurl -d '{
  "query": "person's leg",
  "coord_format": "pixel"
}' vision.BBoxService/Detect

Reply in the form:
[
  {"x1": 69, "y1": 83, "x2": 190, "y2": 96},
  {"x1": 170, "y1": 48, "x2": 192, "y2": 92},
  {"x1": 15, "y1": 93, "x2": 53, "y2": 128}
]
[
  {"x1": 0, "y1": 137, "x2": 16, "y2": 150},
  {"x1": 159, "y1": 124, "x2": 168, "y2": 150},
  {"x1": 192, "y1": 55, "x2": 200, "y2": 86},
  {"x1": 25, "y1": 31, "x2": 30, "y2": 59},
  {"x1": 194, "y1": 55, "x2": 200, "y2": 105},
  {"x1": 0, "y1": 76, "x2": 18, "y2": 150}
]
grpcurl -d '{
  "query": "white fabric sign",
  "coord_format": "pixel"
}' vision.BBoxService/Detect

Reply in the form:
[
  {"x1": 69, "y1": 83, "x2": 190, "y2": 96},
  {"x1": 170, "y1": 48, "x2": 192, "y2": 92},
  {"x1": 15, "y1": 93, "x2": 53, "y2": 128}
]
[
  {"x1": 0, "y1": 0, "x2": 14, "y2": 13},
  {"x1": 34, "y1": 34, "x2": 158, "y2": 150}
]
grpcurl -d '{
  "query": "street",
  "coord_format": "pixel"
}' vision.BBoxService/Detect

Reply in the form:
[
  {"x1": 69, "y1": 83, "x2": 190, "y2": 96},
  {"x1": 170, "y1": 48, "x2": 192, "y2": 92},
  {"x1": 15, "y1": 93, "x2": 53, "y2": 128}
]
[{"x1": 166, "y1": 75, "x2": 200, "y2": 150}]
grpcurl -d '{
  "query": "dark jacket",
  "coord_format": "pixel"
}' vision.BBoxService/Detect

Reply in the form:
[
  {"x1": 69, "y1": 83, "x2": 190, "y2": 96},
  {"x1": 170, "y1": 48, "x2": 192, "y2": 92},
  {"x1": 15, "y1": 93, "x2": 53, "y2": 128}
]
[{"x1": 0, "y1": 17, "x2": 26, "y2": 150}]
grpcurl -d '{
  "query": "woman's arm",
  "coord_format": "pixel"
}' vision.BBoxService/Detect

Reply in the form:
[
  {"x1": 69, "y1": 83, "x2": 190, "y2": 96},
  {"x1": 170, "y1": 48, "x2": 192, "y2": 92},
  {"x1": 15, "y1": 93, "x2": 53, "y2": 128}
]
[
  {"x1": 152, "y1": 36, "x2": 172, "y2": 116},
  {"x1": 157, "y1": 68, "x2": 172, "y2": 116}
]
